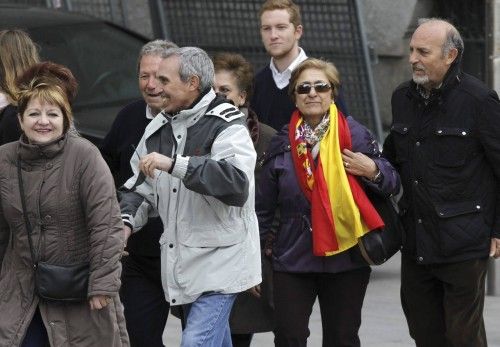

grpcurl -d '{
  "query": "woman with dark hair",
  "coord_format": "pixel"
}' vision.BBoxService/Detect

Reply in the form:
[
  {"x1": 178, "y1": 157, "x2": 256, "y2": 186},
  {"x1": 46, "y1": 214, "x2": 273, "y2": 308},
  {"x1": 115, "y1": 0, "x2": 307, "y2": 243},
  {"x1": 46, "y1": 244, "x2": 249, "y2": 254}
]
[
  {"x1": 214, "y1": 52, "x2": 276, "y2": 159},
  {"x1": 0, "y1": 29, "x2": 40, "y2": 145},
  {"x1": 0, "y1": 62, "x2": 129, "y2": 347},
  {"x1": 257, "y1": 58, "x2": 400, "y2": 346},
  {"x1": 213, "y1": 52, "x2": 275, "y2": 347}
]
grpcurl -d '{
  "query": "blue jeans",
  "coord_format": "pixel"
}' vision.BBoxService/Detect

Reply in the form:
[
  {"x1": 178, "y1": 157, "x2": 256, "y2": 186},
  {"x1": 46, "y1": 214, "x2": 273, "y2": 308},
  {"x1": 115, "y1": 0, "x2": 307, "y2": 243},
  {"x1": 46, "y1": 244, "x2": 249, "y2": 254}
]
[{"x1": 181, "y1": 292, "x2": 237, "y2": 347}]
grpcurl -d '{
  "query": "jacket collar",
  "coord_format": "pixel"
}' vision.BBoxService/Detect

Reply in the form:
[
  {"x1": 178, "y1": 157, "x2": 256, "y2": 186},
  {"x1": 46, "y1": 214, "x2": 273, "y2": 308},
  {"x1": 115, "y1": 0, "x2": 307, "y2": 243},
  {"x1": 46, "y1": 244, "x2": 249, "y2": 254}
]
[
  {"x1": 18, "y1": 131, "x2": 69, "y2": 161},
  {"x1": 408, "y1": 61, "x2": 462, "y2": 103},
  {"x1": 163, "y1": 88, "x2": 216, "y2": 121},
  {"x1": 241, "y1": 107, "x2": 260, "y2": 145},
  {"x1": 144, "y1": 89, "x2": 217, "y2": 140}
]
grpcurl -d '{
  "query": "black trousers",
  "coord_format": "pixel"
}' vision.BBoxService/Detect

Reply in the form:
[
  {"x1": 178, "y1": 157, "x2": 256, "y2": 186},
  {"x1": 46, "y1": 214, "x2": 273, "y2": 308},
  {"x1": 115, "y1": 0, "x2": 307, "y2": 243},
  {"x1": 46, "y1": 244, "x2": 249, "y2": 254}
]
[
  {"x1": 273, "y1": 267, "x2": 371, "y2": 347},
  {"x1": 120, "y1": 254, "x2": 170, "y2": 347},
  {"x1": 401, "y1": 256, "x2": 488, "y2": 347},
  {"x1": 21, "y1": 308, "x2": 49, "y2": 347},
  {"x1": 231, "y1": 333, "x2": 253, "y2": 347}
]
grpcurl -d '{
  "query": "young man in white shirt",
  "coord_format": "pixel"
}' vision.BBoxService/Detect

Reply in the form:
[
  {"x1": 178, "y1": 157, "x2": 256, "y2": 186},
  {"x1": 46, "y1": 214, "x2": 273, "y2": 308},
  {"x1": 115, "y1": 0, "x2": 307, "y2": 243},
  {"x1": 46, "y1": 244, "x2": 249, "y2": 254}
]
[
  {"x1": 251, "y1": 0, "x2": 348, "y2": 131},
  {"x1": 250, "y1": 0, "x2": 306, "y2": 130}
]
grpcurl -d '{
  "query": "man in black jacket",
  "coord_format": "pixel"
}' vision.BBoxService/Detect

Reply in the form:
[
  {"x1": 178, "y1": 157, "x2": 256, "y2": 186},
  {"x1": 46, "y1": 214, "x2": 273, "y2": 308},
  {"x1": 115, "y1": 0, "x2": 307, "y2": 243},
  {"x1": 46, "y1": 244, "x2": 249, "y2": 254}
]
[
  {"x1": 384, "y1": 18, "x2": 500, "y2": 347},
  {"x1": 100, "y1": 39, "x2": 177, "y2": 347}
]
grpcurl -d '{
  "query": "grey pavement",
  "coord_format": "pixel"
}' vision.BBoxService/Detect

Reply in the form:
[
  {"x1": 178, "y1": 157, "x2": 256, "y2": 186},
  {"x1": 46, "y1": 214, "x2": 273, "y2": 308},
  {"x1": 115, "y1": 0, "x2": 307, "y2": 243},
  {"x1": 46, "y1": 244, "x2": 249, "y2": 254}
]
[{"x1": 163, "y1": 253, "x2": 500, "y2": 346}]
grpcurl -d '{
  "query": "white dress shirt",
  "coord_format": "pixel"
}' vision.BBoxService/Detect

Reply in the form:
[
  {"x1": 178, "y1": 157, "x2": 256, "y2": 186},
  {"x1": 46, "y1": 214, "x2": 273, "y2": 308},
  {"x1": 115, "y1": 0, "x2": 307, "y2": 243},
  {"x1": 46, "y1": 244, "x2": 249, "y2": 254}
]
[{"x1": 269, "y1": 47, "x2": 308, "y2": 90}]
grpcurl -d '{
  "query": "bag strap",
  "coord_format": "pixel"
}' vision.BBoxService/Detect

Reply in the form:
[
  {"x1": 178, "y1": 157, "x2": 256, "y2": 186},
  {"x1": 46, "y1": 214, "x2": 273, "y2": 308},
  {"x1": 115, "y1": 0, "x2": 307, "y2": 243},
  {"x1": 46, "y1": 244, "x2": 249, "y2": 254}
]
[{"x1": 17, "y1": 157, "x2": 38, "y2": 267}]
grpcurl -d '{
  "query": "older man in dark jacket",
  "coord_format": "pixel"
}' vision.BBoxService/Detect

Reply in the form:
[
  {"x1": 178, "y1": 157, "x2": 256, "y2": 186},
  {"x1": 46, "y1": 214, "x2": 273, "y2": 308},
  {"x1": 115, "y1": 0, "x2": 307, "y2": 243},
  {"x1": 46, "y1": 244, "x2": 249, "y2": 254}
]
[
  {"x1": 100, "y1": 39, "x2": 177, "y2": 347},
  {"x1": 383, "y1": 18, "x2": 500, "y2": 347}
]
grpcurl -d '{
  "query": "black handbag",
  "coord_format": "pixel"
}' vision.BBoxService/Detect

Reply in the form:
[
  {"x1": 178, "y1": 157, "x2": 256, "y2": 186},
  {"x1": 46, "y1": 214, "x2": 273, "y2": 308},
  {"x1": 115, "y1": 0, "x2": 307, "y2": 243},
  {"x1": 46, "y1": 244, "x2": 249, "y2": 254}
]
[
  {"x1": 17, "y1": 158, "x2": 89, "y2": 302},
  {"x1": 358, "y1": 187, "x2": 404, "y2": 265}
]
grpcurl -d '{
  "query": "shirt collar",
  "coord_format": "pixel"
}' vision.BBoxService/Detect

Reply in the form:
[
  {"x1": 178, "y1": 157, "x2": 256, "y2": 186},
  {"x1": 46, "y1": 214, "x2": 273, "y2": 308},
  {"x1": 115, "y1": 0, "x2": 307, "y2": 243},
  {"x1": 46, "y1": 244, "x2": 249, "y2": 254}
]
[
  {"x1": 145, "y1": 104, "x2": 156, "y2": 120},
  {"x1": 163, "y1": 89, "x2": 216, "y2": 122},
  {"x1": 416, "y1": 82, "x2": 443, "y2": 101},
  {"x1": 269, "y1": 47, "x2": 308, "y2": 90}
]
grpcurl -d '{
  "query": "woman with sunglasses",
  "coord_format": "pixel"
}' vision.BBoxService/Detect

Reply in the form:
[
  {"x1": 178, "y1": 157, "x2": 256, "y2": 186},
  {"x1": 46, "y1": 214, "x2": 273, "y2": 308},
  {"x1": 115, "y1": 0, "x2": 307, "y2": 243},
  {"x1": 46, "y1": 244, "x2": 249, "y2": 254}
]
[{"x1": 257, "y1": 58, "x2": 400, "y2": 346}]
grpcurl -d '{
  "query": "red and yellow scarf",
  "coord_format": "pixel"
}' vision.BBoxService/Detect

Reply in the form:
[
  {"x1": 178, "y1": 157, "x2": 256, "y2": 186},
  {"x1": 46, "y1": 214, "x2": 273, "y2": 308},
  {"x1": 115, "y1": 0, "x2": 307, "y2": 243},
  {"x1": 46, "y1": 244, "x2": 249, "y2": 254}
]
[{"x1": 289, "y1": 103, "x2": 384, "y2": 256}]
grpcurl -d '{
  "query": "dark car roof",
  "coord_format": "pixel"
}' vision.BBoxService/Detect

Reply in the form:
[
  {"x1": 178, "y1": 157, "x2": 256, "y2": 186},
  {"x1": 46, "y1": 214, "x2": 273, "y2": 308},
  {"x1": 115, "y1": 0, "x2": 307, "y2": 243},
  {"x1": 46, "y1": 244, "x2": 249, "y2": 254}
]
[
  {"x1": 1, "y1": 4, "x2": 148, "y2": 145},
  {"x1": 1, "y1": 4, "x2": 99, "y2": 29}
]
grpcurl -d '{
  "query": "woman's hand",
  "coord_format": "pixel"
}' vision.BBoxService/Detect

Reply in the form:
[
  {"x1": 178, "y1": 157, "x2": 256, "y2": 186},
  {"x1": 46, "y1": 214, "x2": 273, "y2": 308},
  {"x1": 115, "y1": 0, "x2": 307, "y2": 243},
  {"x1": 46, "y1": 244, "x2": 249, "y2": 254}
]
[
  {"x1": 342, "y1": 149, "x2": 378, "y2": 179},
  {"x1": 89, "y1": 295, "x2": 112, "y2": 310}
]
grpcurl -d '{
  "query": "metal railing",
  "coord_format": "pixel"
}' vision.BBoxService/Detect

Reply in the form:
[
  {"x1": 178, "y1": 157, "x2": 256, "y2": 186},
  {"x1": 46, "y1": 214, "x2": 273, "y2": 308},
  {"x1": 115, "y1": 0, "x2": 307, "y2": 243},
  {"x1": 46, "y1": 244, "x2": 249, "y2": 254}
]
[{"x1": 155, "y1": 0, "x2": 383, "y2": 140}]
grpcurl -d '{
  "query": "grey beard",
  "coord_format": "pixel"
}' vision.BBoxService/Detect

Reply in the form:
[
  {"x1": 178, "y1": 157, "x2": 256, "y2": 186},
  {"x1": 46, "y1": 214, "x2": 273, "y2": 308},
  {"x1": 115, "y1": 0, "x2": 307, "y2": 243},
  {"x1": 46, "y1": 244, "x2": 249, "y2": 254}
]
[{"x1": 412, "y1": 74, "x2": 429, "y2": 85}]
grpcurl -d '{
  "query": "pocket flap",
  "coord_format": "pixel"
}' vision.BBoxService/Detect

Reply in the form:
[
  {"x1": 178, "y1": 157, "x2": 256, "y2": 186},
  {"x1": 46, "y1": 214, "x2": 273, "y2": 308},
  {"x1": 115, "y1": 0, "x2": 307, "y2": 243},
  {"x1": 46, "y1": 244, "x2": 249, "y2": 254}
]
[
  {"x1": 434, "y1": 201, "x2": 482, "y2": 218},
  {"x1": 391, "y1": 123, "x2": 410, "y2": 135},
  {"x1": 179, "y1": 221, "x2": 247, "y2": 248},
  {"x1": 435, "y1": 127, "x2": 471, "y2": 137}
]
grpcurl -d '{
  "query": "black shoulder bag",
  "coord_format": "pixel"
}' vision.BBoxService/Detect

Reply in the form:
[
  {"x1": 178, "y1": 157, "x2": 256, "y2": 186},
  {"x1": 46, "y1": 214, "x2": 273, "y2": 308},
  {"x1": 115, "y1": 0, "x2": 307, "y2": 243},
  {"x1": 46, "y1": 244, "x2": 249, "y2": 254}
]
[
  {"x1": 18, "y1": 158, "x2": 89, "y2": 302},
  {"x1": 357, "y1": 188, "x2": 404, "y2": 265}
]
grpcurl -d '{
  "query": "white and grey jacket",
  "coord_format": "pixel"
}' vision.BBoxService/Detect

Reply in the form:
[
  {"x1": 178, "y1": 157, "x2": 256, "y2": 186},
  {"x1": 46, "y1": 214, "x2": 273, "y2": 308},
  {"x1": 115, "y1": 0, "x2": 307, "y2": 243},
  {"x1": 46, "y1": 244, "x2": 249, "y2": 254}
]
[{"x1": 120, "y1": 89, "x2": 261, "y2": 305}]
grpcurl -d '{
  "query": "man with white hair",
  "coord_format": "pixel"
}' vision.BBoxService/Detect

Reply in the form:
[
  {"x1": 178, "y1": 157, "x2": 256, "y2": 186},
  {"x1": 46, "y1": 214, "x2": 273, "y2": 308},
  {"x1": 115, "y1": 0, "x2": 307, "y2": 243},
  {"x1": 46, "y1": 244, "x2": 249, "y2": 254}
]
[
  {"x1": 120, "y1": 46, "x2": 261, "y2": 347},
  {"x1": 384, "y1": 18, "x2": 500, "y2": 346}
]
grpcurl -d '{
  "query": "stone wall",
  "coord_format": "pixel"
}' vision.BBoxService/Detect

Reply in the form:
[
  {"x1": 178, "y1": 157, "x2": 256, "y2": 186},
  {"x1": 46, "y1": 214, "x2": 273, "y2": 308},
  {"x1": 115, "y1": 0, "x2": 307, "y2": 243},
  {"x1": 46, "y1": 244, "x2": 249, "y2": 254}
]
[{"x1": 359, "y1": 0, "x2": 433, "y2": 129}]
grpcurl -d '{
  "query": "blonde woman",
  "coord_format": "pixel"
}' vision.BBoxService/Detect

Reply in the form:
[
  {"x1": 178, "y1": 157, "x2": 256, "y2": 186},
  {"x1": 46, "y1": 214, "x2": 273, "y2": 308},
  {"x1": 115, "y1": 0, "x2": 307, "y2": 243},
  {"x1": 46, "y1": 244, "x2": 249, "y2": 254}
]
[{"x1": 0, "y1": 29, "x2": 40, "y2": 144}]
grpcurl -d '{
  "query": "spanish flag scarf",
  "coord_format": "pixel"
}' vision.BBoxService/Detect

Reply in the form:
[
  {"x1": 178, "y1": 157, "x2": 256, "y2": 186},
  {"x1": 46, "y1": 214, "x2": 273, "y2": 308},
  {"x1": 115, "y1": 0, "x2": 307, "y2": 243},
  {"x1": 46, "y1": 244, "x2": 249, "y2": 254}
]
[{"x1": 289, "y1": 103, "x2": 384, "y2": 256}]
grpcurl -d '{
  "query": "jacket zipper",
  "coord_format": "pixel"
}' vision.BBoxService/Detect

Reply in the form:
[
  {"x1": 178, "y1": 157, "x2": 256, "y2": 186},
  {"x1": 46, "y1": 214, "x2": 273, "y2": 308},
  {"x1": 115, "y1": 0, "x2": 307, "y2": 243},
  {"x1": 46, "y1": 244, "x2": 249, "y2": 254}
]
[{"x1": 38, "y1": 164, "x2": 47, "y2": 262}]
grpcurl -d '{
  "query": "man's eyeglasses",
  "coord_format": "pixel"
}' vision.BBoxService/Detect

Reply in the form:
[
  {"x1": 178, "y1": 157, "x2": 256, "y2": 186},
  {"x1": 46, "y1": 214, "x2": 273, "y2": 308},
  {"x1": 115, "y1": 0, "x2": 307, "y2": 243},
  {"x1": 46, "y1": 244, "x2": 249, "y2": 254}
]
[{"x1": 295, "y1": 82, "x2": 332, "y2": 95}]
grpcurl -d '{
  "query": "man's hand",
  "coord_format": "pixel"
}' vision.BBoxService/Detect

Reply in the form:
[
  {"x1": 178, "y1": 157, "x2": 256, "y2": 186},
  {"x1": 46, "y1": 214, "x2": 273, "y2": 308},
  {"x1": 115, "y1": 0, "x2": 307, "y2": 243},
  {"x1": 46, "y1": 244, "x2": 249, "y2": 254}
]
[
  {"x1": 139, "y1": 152, "x2": 173, "y2": 178},
  {"x1": 89, "y1": 295, "x2": 112, "y2": 310},
  {"x1": 489, "y1": 238, "x2": 500, "y2": 259}
]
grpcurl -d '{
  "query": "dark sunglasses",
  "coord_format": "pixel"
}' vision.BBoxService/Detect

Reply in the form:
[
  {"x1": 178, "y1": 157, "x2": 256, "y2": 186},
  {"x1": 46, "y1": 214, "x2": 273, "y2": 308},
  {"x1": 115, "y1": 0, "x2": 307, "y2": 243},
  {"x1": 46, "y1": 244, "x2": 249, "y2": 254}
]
[{"x1": 295, "y1": 82, "x2": 332, "y2": 94}]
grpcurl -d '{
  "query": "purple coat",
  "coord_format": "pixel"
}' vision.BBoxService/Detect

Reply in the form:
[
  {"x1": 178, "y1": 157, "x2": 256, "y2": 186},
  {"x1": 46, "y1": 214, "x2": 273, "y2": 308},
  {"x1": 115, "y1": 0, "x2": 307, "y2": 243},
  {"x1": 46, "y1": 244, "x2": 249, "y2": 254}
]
[{"x1": 256, "y1": 115, "x2": 400, "y2": 273}]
